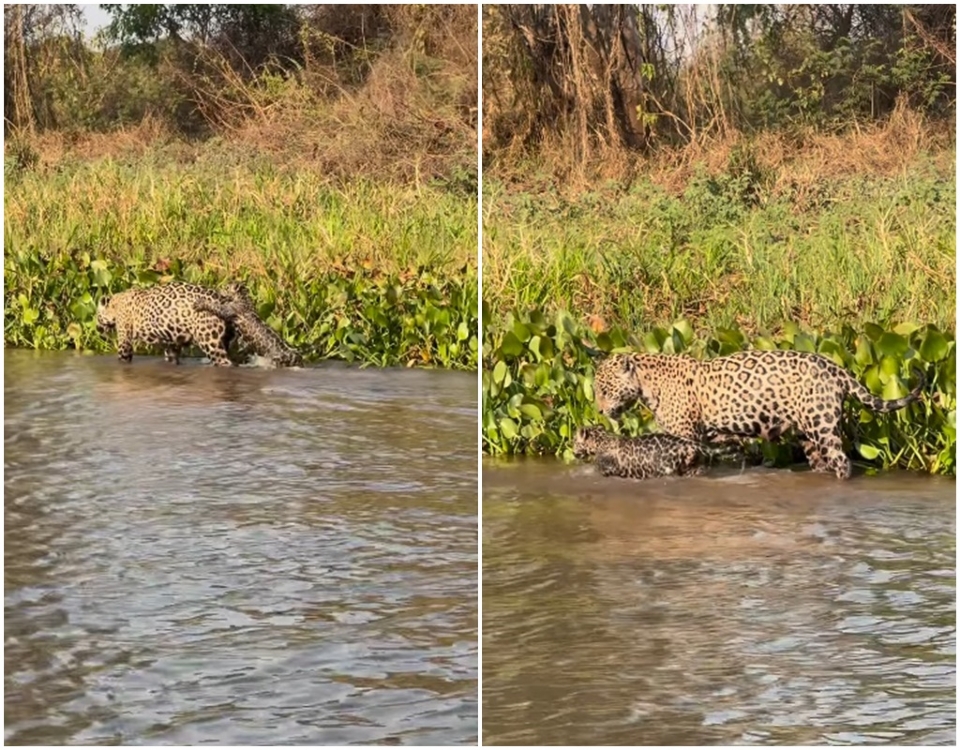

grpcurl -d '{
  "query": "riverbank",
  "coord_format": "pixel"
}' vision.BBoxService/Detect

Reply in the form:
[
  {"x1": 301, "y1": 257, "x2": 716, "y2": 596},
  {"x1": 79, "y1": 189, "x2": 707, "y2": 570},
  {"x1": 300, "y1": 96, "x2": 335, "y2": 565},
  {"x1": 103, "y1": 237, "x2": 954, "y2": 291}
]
[
  {"x1": 5, "y1": 149, "x2": 478, "y2": 370},
  {"x1": 482, "y1": 310, "x2": 955, "y2": 476}
]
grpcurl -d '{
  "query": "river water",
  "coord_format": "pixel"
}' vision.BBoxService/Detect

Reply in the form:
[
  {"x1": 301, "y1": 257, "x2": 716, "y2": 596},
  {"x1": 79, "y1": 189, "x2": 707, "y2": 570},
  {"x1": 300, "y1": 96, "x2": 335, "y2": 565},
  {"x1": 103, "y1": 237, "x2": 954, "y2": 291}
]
[
  {"x1": 483, "y1": 458, "x2": 955, "y2": 746},
  {"x1": 4, "y1": 350, "x2": 478, "y2": 745}
]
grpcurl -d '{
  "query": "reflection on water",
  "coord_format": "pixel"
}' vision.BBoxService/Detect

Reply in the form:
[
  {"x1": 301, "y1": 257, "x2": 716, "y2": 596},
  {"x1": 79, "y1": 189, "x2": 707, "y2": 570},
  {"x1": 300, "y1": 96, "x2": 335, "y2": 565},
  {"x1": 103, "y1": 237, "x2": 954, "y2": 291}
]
[
  {"x1": 482, "y1": 457, "x2": 955, "y2": 746},
  {"x1": 5, "y1": 350, "x2": 477, "y2": 745}
]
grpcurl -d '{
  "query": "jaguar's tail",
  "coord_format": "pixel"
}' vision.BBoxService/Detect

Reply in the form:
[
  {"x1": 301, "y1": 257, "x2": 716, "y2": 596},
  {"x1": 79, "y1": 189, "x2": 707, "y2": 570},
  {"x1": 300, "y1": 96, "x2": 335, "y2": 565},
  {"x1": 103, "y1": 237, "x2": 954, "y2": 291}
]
[{"x1": 845, "y1": 366, "x2": 925, "y2": 413}]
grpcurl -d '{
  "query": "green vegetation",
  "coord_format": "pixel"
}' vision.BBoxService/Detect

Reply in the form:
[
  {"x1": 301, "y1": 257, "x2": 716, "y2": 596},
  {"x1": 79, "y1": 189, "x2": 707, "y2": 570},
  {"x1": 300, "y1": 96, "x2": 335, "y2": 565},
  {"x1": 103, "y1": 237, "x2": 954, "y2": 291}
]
[
  {"x1": 483, "y1": 150, "x2": 955, "y2": 336},
  {"x1": 481, "y1": 5, "x2": 955, "y2": 475},
  {"x1": 482, "y1": 310, "x2": 955, "y2": 476},
  {"x1": 5, "y1": 157, "x2": 477, "y2": 369},
  {"x1": 483, "y1": 5, "x2": 952, "y2": 171},
  {"x1": 4, "y1": 5, "x2": 478, "y2": 370}
]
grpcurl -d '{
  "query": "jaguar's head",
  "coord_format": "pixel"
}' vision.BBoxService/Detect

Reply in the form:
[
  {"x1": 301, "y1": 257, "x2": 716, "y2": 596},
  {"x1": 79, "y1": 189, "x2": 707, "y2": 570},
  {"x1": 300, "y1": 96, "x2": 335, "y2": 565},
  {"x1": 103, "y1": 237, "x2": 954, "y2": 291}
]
[
  {"x1": 95, "y1": 295, "x2": 117, "y2": 335},
  {"x1": 572, "y1": 425, "x2": 608, "y2": 459},
  {"x1": 593, "y1": 353, "x2": 643, "y2": 419}
]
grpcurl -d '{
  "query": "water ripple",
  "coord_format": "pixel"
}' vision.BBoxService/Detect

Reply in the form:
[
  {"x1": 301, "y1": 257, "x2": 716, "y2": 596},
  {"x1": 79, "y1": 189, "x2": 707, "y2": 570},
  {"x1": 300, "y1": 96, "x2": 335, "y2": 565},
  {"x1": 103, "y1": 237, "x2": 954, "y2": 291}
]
[
  {"x1": 482, "y1": 457, "x2": 955, "y2": 746},
  {"x1": 5, "y1": 351, "x2": 477, "y2": 745}
]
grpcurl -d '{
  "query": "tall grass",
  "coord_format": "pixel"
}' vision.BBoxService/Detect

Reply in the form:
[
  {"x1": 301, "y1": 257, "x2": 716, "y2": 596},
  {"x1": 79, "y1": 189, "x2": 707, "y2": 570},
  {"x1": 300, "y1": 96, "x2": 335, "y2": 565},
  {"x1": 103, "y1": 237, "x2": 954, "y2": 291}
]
[
  {"x1": 483, "y1": 155, "x2": 955, "y2": 336},
  {"x1": 7, "y1": 152, "x2": 476, "y2": 274}
]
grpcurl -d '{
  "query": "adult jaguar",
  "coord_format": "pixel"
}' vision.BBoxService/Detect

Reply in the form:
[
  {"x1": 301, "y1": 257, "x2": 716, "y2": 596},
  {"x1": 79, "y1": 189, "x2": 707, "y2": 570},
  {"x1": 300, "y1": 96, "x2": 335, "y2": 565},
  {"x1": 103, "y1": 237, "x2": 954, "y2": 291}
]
[
  {"x1": 96, "y1": 282, "x2": 237, "y2": 366},
  {"x1": 593, "y1": 349, "x2": 924, "y2": 480},
  {"x1": 193, "y1": 283, "x2": 303, "y2": 368},
  {"x1": 573, "y1": 426, "x2": 741, "y2": 479}
]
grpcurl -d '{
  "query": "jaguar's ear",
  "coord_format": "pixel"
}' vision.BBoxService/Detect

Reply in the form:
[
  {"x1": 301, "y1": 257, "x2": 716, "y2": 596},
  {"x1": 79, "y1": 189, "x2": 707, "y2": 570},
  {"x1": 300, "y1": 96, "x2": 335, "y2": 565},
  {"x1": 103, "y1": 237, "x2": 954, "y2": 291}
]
[{"x1": 619, "y1": 354, "x2": 636, "y2": 376}]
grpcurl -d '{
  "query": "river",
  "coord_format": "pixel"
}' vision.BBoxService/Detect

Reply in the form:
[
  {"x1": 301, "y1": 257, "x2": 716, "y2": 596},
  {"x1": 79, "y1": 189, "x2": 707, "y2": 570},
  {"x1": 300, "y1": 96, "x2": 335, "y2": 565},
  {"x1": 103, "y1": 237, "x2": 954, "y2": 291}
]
[
  {"x1": 483, "y1": 457, "x2": 955, "y2": 745},
  {"x1": 5, "y1": 350, "x2": 478, "y2": 745}
]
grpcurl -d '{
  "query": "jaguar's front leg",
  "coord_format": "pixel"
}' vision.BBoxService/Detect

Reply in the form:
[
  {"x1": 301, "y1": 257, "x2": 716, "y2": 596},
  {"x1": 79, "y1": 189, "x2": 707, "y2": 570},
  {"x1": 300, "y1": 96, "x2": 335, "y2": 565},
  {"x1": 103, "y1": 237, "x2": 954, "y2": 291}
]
[
  {"x1": 117, "y1": 328, "x2": 134, "y2": 363},
  {"x1": 164, "y1": 345, "x2": 182, "y2": 365}
]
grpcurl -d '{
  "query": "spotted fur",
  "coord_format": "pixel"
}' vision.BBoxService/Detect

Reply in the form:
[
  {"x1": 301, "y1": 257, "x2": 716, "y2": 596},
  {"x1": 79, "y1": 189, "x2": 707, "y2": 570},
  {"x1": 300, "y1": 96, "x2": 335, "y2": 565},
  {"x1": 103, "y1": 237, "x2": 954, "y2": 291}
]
[
  {"x1": 573, "y1": 426, "x2": 740, "y2": 479},
  {"x1": 96, "y1": 282, "x2": 238, "y2": 366},
  {"x1": 193, "y1": 283, "x2": 303, "y2": 368},
  {"x1": 593, "y1": 350, "x2": 924, "y2": 480}
]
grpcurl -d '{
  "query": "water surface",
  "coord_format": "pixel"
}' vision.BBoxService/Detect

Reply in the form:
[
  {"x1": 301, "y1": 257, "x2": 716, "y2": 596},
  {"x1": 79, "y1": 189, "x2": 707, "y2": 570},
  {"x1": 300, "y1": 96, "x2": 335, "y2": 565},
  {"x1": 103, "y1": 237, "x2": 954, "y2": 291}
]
[
  {"x1": 5, "y1": 350, "x2": 477, "y2": 745},
  {"x1": 483, "y1": 457, "x2": 955, "y2": 745}
]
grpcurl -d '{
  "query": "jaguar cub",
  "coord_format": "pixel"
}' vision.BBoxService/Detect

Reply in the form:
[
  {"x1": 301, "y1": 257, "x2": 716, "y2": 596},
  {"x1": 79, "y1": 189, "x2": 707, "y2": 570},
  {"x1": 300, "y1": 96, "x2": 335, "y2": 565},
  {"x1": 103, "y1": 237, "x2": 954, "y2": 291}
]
[
  {"x1": 193, "y1": 283, "x2": 303, "y2": 368},
  {"x1": 573, "y1": 426, "x2": 740, "y2": 479}
]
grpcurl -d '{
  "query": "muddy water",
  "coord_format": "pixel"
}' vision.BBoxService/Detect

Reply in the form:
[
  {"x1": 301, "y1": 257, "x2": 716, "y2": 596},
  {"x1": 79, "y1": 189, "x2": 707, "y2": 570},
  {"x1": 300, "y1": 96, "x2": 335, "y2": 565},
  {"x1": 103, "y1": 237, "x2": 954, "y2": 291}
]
[
  {"x1": 482, "y1": 458, "x2": 955, "y2": 746},
  {"x1": 4, "y1": 350, "x2": 477, "y2": 745}
]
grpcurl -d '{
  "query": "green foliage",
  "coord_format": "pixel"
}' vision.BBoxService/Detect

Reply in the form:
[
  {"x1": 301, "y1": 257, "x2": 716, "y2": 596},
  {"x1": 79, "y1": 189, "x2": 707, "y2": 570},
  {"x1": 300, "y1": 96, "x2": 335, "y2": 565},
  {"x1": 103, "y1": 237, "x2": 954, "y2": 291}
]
[
  {"x1": 4, "y1": 158, "x2": 477, "y2": 370},
  {"x1": 483, "y1": 309, "x2": 956, "y2": 476},
  {"x1": 4, "y1": 251, "x2": 477, "y2": 370}
]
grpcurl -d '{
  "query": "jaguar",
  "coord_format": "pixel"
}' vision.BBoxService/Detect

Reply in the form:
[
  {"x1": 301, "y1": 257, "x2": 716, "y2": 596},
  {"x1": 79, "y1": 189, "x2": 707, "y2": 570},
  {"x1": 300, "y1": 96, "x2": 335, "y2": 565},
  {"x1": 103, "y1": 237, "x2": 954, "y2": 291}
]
[
  {"x1": 573, "y1": 426, "x2": 740, "y2": 479},
  {"x1": 593, "y1": 349, "x2": 924, "y2": 480},
  {"x1": 96, "y1": 282, "x2": 237, "y2": 366},
  {"x1": 193, "y1": 283, "x2": 303, "y2": 368}
]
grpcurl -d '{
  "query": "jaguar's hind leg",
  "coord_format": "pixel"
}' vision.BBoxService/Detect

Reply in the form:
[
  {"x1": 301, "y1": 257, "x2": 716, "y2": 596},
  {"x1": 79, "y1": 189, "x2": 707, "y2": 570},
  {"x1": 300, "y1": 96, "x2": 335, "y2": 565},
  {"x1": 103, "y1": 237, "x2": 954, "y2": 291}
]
[
  {"x1": 163, "y1": 346, "x2": 181, "y2": 364},
  {"x1": 800, "y1": 437, "x2": 826, "y2": 472},
  {"x1": 808, "y1": 431, "x2": 851, "y2": 479}
]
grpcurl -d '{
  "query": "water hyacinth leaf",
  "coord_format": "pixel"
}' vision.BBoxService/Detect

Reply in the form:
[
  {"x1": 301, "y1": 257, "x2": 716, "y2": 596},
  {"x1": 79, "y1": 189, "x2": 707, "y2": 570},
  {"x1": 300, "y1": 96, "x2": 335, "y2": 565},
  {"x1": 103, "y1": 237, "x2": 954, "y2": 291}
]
[
  {"x1": 671, "y1": 330, "x2": 685, "y2": 353},
  {"x1": 673, "y1": 319, "x2": 694, "y2": 345},
  {"x1": 22, "y1": 307, "x2": 39, "y2": 325},
  {"x1": 793, "y1": 334, "x2": 816, "y2": 353},
  {"x1": 500, "y1": 417, "x2": 519, "y2": 440},
  {"x1": 879, "y1": 355, "x2": 901, "y2": 379},
  {"x1": 863, "y1": 365, "x2": 883, "y2": 393},
  {"x1": 882, "y1": 376, "x2": 907, "y2": 401},
  {"x1": 520, "y1": 403, "x2": 542, "y2": 421},
  {"x1": 457, "y1": 321, "x2": 469, "y2": 341},
  {"x1": 69, "y1": 293, "x2": 96, "y2": 320},
  {"x1": 513, "y1": 321, "x2": 531, "y2": 343},
  {"x1": 500, "y1": 331, "x2": 524, "y2": 357},
  {"x1": 582, "y1": 377, "x2": 594, "y2": 402},
  {"x1": 716, "y1": 327, "x2": 745, "y2": 347},
  {"x1": 876, "y1": 332, "x2": 909, "y2": 357},
  {"x1": 854, "y1": 337, "x2": 875, "y2": 367},
  {"x1": 863, "y1": 323, "x2": 885, "y2": 341},
  {"x1": 858, "y1": 443, "x2": 881, "y2": 459},
  {"x1": 754, "y1": 336, "x2": 776, "y2": 350},
  {"x1": 919, "y1": 329, "x2": 949, "y2": 362},
  {"x1": 818, "y1": 338, "x2": 846, "y2": 367},
  {"x1": 90, "y1": 259, "x2": 113, "y2": 288},
  {"x1": 893, "y1": 322, "x2": 920, "y2": 337},
  {"x1": 538, "y1": 335, "x2": 555, "y2": 359},
  {"x1": 493, "y1": 360, "x2": 508, "y2": 385},
  {"x1": 641, "y1": 331, "x2": 661, "y2": 353},
  {"x1": 597, "y1": 332, "x2": 613, "y2": 352}
]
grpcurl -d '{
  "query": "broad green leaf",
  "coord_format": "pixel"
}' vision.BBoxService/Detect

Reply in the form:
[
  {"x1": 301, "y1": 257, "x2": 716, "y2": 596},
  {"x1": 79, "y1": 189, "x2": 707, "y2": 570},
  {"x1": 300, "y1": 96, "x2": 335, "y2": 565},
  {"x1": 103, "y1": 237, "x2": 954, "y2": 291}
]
[
  {"x1": 876, "y1": 332, "x2": 909, "y2": 357},
  {"x1": 919, "y1": 329, "x2": 949, "y2": 363},
  {"x1": 863, "y1": 323, "x2": 884, "y2": 341},
  {"x1": 673, "y1": 319, "x2": 694, "y2": 344},
  {"x1": 519, "y1": 403, "x2": 542, "y2": 421},
  {"x1": 500, "y1": 331, "x2": 523, "y2": 357},
  {"x1": 858, "y1": 443, "x2": 880, "y2": 460},
  {"x1": 493, "y1": 360, "x2": 508, "y2": 385}
]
